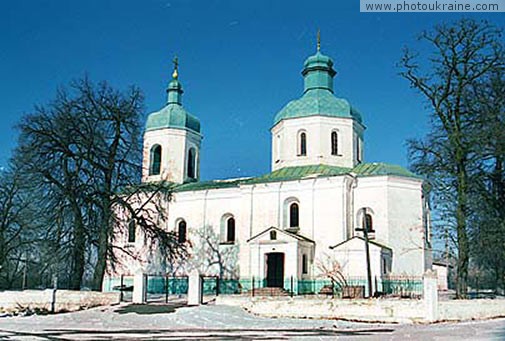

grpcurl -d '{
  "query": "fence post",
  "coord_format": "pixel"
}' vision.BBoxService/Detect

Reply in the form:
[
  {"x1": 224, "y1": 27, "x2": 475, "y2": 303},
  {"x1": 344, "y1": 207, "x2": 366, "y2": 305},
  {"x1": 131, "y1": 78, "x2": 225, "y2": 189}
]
[
  {"x1": 165, "y1": 275, "x2": 169, "y2": 303},
  {"x1": 144, "y1": 274, "x2": 148, "y2": 303},
  {"x1": 423, "y1": 270, "x2": 438, "y2": 322},
  {"x1": 133, "y1": 272, "x2": 146, "y2": 304},
  {"x1": 120, "y1": 275, "x2": 124, "y2": 302},
  {"x1": 374, "y1": 276, "x2": 378, "y2": 297},
  {"x1": 290, "y1": 276, "x2": 294, "y2": 297},
  {"x1": 216, "y1": 276, "x2": 220, "y2": 296},
  {"x1": 188, "y1": 270, "x2": 203, "y2": 305},
  {"x1": 252, "y1": 276, "x2": 255, "y2": 297}
]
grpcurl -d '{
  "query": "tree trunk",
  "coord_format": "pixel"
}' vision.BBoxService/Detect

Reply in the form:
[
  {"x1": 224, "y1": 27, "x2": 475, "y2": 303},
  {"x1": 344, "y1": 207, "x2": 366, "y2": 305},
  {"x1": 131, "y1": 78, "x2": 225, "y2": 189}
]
[
  {"x1": 92, "y1": 175, "x2": 114, "y2": 291},
  {"x1": 69, "y1": 199, "x2": 86, "y2": 290},
  {"x1": 92, "y1": 224, "x2": 108, "y2": 291},
  {"x1": 455, "y1": 155, "x2": 469, "y2": 298}
]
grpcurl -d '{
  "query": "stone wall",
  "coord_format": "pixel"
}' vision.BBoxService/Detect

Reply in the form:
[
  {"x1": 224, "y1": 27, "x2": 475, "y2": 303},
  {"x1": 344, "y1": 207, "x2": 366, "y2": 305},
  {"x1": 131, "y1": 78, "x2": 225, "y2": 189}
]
[
  {"x1": 0, "y1": 290, "x2": 120, "y2": 314},
  {"x1": 216, "y1": 295, "x2": 505, "y2": 324},
  {"x1": 217, "y1": 296, "x2": 426, "y2": 323},
  {"x1": 439, "y1": 299, "x2": 505, "y2": 321}
]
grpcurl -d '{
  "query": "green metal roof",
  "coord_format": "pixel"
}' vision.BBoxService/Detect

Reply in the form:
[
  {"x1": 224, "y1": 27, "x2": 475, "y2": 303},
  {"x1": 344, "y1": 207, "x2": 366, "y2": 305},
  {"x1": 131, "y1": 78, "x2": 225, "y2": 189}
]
[
  {"x1": 273, "y1": 50, "x2": 363, "y2": 125},
  {"x1": 172, "y1": 163, "x2": 421, "y2": 193},
  {"x1": 146, "y1": 104, "x2": 201, "y2": 133},
  {"x1": 352, "y1": 162, "x2": 421, "y2": 179},
  {"x1": 303, "y1": 51, "x2": 334, "y2": 69},
  {"x1": 173, "y1": 178, "x2": 243, "y2": 192},
  {"x1": 146, "y1": 77, "x2": 201, "y2": 134},
  {"x1": 273, "y1": 89, "x2": 363, "y2": 125},
  {"x1": 246, "y1": 164, "x2": 351, "y2": 184}
]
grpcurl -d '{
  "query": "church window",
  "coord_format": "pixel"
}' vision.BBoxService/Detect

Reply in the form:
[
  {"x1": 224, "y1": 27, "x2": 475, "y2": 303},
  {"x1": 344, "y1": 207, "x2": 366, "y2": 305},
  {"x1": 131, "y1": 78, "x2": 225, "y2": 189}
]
[
  {"x1": 128, "y1": 220, "x2": 136, "y2": 243},
  {"x1": 365, "y1": 213, "x2": 373, "y2": 232},
  {"x1": 289, "y1": 203, "x2": 299, "y2": 228},
  {"x1": 149, "y1": 145, "x2": 162, "y2": 176},
  {"x1": 226, "y1": 217, "x2": 236, "y2": 243},
  {"x1": 187, "y1": 148, "x2": 196, "y2": 179},
  {"x1": 302, "y1": 254, "x2": 308, "y2": 274},
  {"x1": 178, "y1": 220, "x2": 187, "y2": 243},
  {"x1": 358, "y1": 208, "x2": 374, "y2": 233},
  {"x1": 331, "y1": 131, "x2": 338, "y2": 155},
  {"x1": 270, "y1": 230, "x2": 277, "y2": 240},
  {"x1": 299, "y1": 132, "x2": 307, "y2": 156}
]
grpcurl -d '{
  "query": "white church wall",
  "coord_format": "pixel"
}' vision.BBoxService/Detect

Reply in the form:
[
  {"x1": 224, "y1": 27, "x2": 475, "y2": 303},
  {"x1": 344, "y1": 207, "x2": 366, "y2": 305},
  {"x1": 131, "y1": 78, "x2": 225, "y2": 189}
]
[
  {"x1": 308, "y1": 178, "x2": 346, "y2": 270},
  {"x1": 142, "y1": 128, "x2": 201, "y2": 183},
  {"x1": 353, "y1": 176, "x2": 390, "y2": 243},
  {"x1": 351, "y1": 175, "x2": 427, "y2": 277},
  {"x1": 271, "y1": 116, "x2": 364, "y2": 170},
  {"x1": 386, "y1": 177, "x2": 426, "y2": 276},
  {"x1": 110, "y1": 173, "x2": 427, "y2": 281}
]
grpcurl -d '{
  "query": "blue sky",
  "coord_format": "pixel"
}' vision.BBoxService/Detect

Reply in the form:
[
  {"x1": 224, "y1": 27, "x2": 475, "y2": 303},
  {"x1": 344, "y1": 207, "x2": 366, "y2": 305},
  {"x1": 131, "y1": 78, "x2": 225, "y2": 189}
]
[{"x1": 0, "y1": 1, "x2": 502, "y2": 180}]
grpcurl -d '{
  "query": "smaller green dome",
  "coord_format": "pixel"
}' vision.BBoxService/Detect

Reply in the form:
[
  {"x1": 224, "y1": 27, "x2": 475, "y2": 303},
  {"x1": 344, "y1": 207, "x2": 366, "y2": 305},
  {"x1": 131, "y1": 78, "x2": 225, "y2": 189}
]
[
  {"x1": 167, "y1": 78, "x2": 182, "y2": 92},
  {"x1": 145, "y1": 65, "x2": 201, "y2": 134},
  {"x1": 303, "y1": 51, "x2": 334, "y2": 70},
  {"x1": 146, "y1": 104, "x2": 201, "y2": 133}
]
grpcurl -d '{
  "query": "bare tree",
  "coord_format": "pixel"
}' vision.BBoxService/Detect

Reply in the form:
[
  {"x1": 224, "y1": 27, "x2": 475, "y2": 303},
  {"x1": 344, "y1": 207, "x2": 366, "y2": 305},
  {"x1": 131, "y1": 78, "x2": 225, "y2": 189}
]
[
  {"x1": 13, "y1": 77, "x2": 187, "y2": 290},
  {"x1": 316, "y1": 253, "x2": 347, "y2": 294},
  {"x1": 399, "y1": 19, "x2": 504, "y2": 298}
]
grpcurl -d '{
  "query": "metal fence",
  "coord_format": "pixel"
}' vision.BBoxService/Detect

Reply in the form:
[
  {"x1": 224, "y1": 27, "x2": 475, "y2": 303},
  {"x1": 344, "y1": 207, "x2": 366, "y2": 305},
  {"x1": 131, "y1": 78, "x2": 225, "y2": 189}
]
[
  {"x1": 103, "y1": 275, "x2": 423, "y2": 300},
  {"x1": 241, "y1": 276, "x2": 423, "y2": 298}
]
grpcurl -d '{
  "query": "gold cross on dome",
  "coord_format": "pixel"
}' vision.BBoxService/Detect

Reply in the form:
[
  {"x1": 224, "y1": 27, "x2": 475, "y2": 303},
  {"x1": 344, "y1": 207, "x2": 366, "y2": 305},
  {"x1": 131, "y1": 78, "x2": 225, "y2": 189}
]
[{"x1": 172, "y1": 56, "x2": 179, "y2": 79}]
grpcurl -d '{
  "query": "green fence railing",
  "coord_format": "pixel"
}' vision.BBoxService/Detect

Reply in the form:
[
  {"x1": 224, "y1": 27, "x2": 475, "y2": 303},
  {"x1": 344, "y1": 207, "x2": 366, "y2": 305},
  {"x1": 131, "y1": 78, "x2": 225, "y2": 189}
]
[{"x1": 103, "y1": 275, "x2": 423, "y2": 298}]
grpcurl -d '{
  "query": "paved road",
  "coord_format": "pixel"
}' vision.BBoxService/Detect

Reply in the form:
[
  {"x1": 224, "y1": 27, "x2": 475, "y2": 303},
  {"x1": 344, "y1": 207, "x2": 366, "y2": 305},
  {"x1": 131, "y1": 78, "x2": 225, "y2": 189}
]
[{"x1": 0, "y1": 300, "x2": 504, "y2": 340}]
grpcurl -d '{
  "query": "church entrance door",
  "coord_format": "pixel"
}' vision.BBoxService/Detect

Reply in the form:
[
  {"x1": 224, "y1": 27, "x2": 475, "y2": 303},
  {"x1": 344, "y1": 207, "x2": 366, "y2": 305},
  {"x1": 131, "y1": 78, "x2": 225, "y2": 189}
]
[{"x1": 266, "y1": 252, "x2": 284, "y2": 287}]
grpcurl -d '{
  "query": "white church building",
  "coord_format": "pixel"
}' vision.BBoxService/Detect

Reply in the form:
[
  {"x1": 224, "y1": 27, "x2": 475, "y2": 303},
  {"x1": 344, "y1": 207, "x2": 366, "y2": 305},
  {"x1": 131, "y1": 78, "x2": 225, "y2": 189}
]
[{"x1": 104, "y1": 43, "x2": 432, "y2": 295}]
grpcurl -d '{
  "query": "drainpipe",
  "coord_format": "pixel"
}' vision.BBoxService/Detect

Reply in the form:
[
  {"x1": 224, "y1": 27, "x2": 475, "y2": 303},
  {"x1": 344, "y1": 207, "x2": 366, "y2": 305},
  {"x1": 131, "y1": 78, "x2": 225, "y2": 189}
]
[
  {"x1": 277, "y1": 182, "x2": 284, "y2": 228},
  {"x1": 347, "y1": 173, "x2": 358, "y2": 239}
]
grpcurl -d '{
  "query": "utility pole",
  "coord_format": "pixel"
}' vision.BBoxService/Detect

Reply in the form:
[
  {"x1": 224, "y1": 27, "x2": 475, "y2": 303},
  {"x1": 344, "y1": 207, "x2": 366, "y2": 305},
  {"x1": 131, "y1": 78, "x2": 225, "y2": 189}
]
[
  {"x1": 22, "y1": 254, "x2": 27, "y2": 290},
  {"x1": 356, "y1": 209, "x2": 373, "y2": 298}
]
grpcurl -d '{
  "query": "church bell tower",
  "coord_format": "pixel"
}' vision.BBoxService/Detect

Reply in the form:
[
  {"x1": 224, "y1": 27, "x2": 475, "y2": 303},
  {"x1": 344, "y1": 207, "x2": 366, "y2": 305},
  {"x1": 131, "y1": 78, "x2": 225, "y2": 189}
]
[{"x1": 142, "y1": 57, "x2": 202, "y2": 184}]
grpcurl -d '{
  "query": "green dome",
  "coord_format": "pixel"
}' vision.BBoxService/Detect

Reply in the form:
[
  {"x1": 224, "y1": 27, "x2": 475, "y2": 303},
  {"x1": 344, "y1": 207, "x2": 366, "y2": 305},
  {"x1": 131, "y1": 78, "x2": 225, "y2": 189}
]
[
  {"x1": 274, "y1": 89, "x2": 362, "y2": 125},
  {"x1": 273, "y1": 50, "x2": 363, "y2": 125},
  {"x1": 303, "y1": 51, "x2": 334, "y2": 70},
  {"x1": 146, "y1": 104, "x2": 201, "y2": 133},
  {"x1": 145, "y1": 72, "x2": 201, "y2": 134}
]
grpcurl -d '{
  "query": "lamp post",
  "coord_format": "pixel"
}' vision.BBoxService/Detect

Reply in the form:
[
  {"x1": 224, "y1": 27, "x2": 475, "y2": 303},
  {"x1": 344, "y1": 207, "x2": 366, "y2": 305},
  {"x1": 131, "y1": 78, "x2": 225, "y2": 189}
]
[{"x1": 356, "y1": 209, "x2": 373, "y2": 298}]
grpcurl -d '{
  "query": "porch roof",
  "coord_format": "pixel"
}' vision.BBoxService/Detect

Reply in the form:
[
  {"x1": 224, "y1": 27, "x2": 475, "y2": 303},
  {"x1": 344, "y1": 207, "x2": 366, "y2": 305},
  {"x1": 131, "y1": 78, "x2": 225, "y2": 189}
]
[{"x1": 247, "y1": 226, "x2": 315, "y2": 244}]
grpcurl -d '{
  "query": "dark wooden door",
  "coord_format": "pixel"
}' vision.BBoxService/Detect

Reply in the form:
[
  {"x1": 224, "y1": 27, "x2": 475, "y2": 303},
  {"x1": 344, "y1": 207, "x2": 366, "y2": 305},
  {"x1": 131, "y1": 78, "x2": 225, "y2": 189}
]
[{"x1": 266, "y1": 253, "x2": 284, "y2": 287}]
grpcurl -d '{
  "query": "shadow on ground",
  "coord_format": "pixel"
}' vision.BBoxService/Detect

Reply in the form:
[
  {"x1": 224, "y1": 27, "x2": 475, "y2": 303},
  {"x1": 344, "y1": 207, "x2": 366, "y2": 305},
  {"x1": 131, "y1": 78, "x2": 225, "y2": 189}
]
[
  {"x1": 114, "y1": 303, "x2": 186, "y2": 315},
  {"x1": 0, "y1": 327, "x2": 395, "y2": 340}
]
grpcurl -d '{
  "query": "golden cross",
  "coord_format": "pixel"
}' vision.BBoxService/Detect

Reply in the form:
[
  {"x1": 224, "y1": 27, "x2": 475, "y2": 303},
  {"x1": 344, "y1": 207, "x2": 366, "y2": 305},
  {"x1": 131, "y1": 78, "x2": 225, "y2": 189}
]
[{"x1": 172, "y1": 55, "x2": 179, "y2": 79}]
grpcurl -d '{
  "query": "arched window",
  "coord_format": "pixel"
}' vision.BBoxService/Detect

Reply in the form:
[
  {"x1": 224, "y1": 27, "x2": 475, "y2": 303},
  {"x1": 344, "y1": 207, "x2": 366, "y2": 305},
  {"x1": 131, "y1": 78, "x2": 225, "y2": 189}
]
[
  {"x1": 178, "y1": 220, "x2": 187, "y2": 243},
  {"x1": 226, "y1": 217, "x2": 236, "y2": 243},
  {"x1": 187, "y1": 148, "x2": 196, "y2": 179},
  {"x1": 149, "y1": 145, "x2": 162, "y2": 175},
  {"x1": 331, "y1": 131, "x2": 338, "y2": 155},
  {"x1": 364, "y1": 213, "x2": 373, "y2": 232},
  {"x1": 289, "y1": 203, "x2": 299, "y2": 228},
  {"x1": 270, "y1": 230, "x2": 277, "y2": 240},
  {"x1": 357, "y1": 208, "x2": 374, "y2": 233},
  {"x1": 299, "y1": 132, "x2": 307, "y2": 156},
  {"x1": 128, "y1": 220, "x2": 136, "y2": 243}
]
